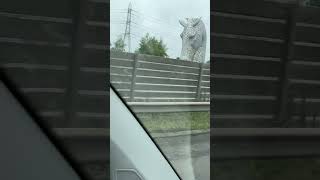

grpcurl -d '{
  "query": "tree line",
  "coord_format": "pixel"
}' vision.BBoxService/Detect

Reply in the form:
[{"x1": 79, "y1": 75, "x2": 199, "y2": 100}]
[{"x1": 110, "y1": 33, "x2": 168, "y2": 58}]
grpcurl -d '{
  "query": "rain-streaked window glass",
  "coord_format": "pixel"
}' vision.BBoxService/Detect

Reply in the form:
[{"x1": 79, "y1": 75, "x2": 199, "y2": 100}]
[{"x1": 110, "y1": 0, "x2": 210, "y2": 179}]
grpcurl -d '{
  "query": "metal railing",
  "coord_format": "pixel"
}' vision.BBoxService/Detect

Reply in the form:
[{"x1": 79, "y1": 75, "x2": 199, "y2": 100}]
[{"x1": 128, "y1": 102, "x2": 210, "y2": 113}]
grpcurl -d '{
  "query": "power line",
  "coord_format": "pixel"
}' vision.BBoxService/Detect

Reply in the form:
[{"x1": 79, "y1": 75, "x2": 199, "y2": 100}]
[
  {"x1": 131, "y1": 15, "x2": 181, "y2": 34},
  {"x1": 111, "y1": 3, "x2": 185, "y2": 54},
  {"x1": 131, "y1": 33, "x2": 144, "y2": 40},
  {"x1": 112, "y1": 21, "x2": 179, "y2": 44},
  {"x1": 131, "y1": 9, "x2": 181, "y2": 30},
  {"x1": 131, "y1": 10, "x2": 171, "y2": 24},
  {"x1": 110, "y1": 11, "x2": 127, "y2": 15},
  {"x1": 110, "y1": 22, "x2": 126, "y2": 25},
  {"x1": 130, "y1": 22, "x2": 178, "y2": 40},
  {"x1": 110, "y1": 8, "x2": 127, "y2": 11}
]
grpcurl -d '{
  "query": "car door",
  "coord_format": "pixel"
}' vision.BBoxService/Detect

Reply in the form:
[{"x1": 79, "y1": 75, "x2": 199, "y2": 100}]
[
  {"x1": 110, "y1": 86, "x2": 181, "y2": 180},
  {"x1": 0, "y1": 80, "x2": 84, "y2": 180}
]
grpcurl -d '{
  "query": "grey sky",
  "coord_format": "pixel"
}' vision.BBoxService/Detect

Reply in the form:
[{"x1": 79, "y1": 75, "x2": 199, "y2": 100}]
[{"x1": 110, "y1": 0, "x2": 210, "y2": 61}]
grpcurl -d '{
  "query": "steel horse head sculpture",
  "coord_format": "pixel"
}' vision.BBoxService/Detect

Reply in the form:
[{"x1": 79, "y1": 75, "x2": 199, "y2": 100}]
[{"x1": 179, "y1": 18, "x2": 207, "y2": 63}]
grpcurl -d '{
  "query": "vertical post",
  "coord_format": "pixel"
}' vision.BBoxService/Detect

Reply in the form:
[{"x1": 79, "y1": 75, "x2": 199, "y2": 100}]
[
  {"x1": 299, "y1": 94, "x2": 307, "y2": 127},
  {"x1": 196, "y1": 63, "x2": 204, "y2": 101},
  {"x1": 283, "y1": 93, "x2": 294, "y2": 127},
  {"x1": 65, "y1": 0, "x2": 88, "y2": 127},
  {"x1": 130, "y1": 54, "x2": 138, "y2": 102},
  {"x1": 276, "y1": 6, "x2": 297, "y2": 127},
  {"x1": 312, "y1": 113, "x2": 317, "y2": 128}
]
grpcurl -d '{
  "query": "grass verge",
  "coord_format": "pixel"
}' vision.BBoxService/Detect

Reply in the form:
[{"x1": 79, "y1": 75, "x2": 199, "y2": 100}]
[{"x1": 136, "y1": 112, "x2": 209, "y2": 133}]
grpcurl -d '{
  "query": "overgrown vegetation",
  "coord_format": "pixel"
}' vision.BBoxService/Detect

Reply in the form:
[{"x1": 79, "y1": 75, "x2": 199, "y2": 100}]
[
  {"x1": 110, "y1": 36, "x2": 126, "y2": 52},
  {"x1": 135, "y1": 33, "x2": 168, "y2": 57},
  {"x1": 136, "y1": 112, "x2": 209, "y2": 133}
]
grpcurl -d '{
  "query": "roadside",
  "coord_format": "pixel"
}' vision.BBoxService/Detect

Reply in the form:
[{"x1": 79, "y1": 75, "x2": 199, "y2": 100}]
[
  {"x1": 155, "y1": 131, "x2": 210, "y2": 180},
  {"x1": 137, "y1": 111, "x2": 210, "y2": 136},
  {"x1": 136, "y1": 111, "x2": 210, "y2": 179}
]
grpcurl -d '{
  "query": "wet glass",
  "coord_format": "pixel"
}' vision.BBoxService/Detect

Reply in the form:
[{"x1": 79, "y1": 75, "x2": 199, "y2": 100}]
[{"x1": 110, "y1": 0, "x2": 210, "y2": 179}]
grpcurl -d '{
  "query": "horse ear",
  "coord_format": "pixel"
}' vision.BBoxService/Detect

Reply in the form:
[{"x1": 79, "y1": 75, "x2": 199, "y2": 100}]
[
  {"x1": 192, "y1": 18, "x2": 201, "y2": 27},
  {"x1": 179, "y1": 19, "x2": 187, "y2": 27}
]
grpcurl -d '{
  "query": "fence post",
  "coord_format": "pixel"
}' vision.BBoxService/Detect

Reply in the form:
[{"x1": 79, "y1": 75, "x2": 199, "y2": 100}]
[
  {"x1": 130, "y1": 54, "x2": 138, "y2": 102},
  {"x1": 275, "y1": 6, "x2": 297, "y2": 127},
  {"x1": 299, "y1": 94, "x2": 307, "y2": 127},
  {"x1": 312, "y1": 113, "x2": 317, "y2": 128},
  {"x1": 196, "y1": 63, "x2": 204, "y2": 101}
]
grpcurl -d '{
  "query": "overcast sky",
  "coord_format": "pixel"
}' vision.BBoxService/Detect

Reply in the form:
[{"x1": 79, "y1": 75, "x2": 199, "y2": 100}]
[{"x1": 110, "y1": 0, "x2": 210, "y2": 61}]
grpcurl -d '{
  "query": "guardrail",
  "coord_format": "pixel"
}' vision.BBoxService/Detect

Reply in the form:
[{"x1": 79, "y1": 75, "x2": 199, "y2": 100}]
[{"x1": 127, "y1": 102, "x2": 210, "y2": 113}]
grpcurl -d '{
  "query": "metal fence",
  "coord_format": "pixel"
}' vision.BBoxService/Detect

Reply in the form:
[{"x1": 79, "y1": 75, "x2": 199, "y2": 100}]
[
  {"x1": 0, "y1": 0, "x2": 109, "y2": 179},
  {"x1": 128, "y1": 102, "x2": 210, "y2": 113},
  {"x1": 212, "y1": 0, "x2": 320, "y2": 127},
  {"x1": 110, "y1": 51, "x2": 210, "y2": 102},
  {"x1": 212, "y1": 128, "x2": 320, "y2": 159}
]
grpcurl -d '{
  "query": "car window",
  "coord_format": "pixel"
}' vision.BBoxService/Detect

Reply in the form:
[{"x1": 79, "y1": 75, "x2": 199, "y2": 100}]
[
  {"x1": 0, "y1": 80, "x2": 82, "y2": 180},
  {"x1": 110, "y1": 0, "x2": 210, "y2": 179},
  {"x1": 110, "y1": 87, "x2": 180, "y2": 180}
]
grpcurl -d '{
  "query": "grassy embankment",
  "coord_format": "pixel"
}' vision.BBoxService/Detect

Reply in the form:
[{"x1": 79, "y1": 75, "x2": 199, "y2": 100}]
[{"x1": 136, "y1": 112, "x2": 210, "y2": 133}]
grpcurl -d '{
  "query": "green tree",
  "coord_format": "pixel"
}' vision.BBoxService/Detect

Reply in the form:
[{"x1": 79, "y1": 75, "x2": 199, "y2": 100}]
[
  {"x1": 111, "y1": 36, "x2": 126, "y2": 52},
  {"x1": 136, "y1": 33, "x2": 168, "y2": 57}
]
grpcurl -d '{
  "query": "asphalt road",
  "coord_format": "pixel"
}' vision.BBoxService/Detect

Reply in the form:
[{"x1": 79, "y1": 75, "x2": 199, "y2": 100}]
[{"x1": 154, "y1": 132, "x2": 210, "y2": 180}]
